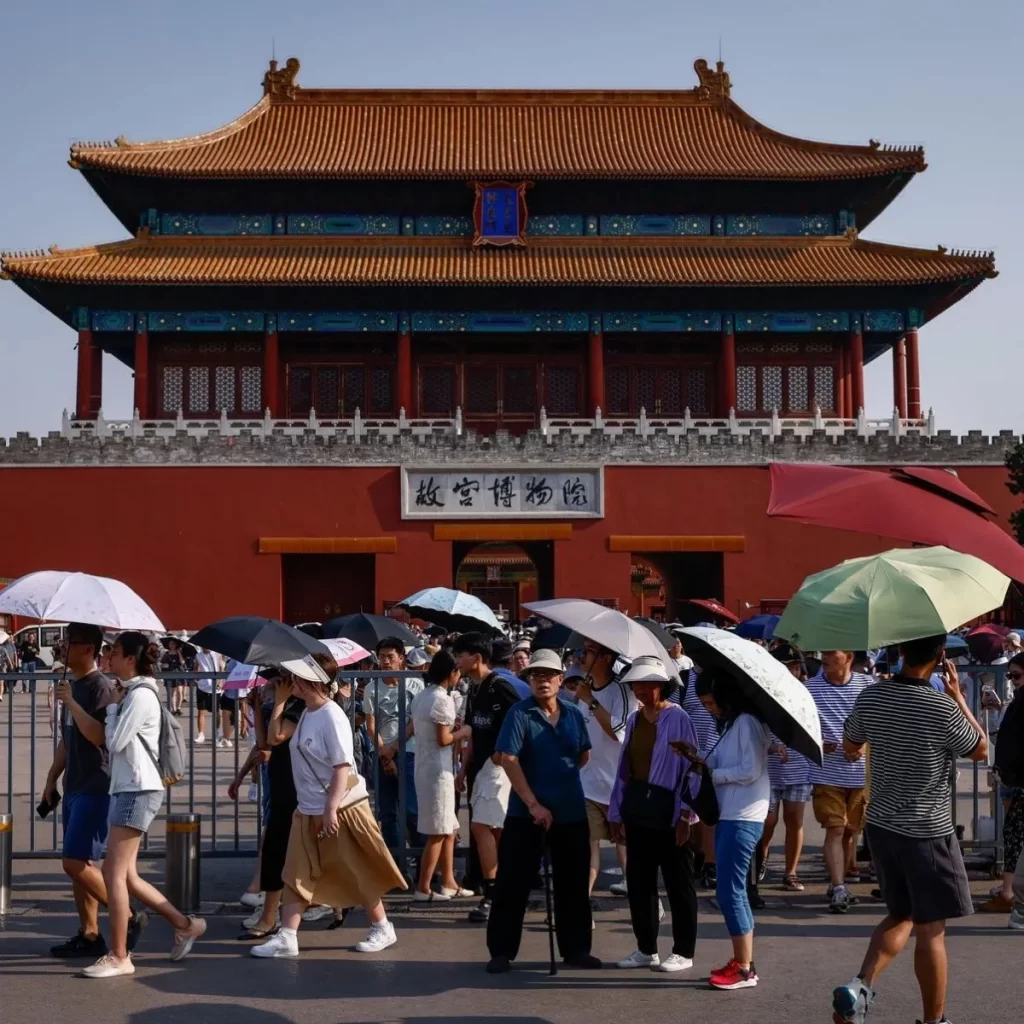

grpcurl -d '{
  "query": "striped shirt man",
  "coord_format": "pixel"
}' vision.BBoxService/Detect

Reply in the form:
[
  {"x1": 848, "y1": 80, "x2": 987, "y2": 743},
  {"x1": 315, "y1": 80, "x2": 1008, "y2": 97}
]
[{"x1": 805, "y1": 670, "x2": 873, "y2": 788}]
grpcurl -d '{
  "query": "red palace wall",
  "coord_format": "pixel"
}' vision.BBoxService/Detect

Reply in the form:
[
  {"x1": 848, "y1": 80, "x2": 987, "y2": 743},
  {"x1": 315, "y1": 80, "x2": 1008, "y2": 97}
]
[{"x1": 0, "y1": 464, "x2": 1015, "y2": 629}]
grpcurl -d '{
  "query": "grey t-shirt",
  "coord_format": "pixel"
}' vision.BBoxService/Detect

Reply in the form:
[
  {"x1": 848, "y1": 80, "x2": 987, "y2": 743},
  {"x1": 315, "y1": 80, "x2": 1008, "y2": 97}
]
[
  {"x1": 362, "y1": 677, "x2": 423, "y2": 753},
  {"x1": 64, "y1": 671, "x2": 118, "y2": 796}
]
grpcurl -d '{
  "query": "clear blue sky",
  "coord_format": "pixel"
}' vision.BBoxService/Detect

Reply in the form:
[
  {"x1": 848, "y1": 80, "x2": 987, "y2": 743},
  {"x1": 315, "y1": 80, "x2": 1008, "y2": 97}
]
[{"x1": 1, "y1": 0, "x2": 1020, "y2": 436}]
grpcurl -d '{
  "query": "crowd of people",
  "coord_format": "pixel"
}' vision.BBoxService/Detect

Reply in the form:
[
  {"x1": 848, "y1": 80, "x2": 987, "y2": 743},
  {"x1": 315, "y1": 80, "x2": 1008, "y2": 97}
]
[{"x1": 23, "y1": 611, "x2": 1024, "y2": 1024}]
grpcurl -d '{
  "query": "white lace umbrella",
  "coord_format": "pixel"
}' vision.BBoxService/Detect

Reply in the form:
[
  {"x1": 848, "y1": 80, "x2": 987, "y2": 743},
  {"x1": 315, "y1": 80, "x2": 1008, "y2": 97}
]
[
  {"x1": 524, "y1": 599, "x2": 681, "y2": 683},
  {"x1": 398, "y1": 587, "x2": 502, "y2": 634},
  {"x1": 0, "y1": 570, "x2": 165, "y2": 632},
  {"x1": 679, "y1": 626, "x2": 823, "y2": 764}
]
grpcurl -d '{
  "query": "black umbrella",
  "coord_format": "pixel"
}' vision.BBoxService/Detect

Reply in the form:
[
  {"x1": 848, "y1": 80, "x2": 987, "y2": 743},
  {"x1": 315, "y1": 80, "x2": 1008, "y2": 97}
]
[
  {"x1": 634, "y1": 617, "x2": 676, "y2": 652},
  {"x1": 190, "y1": 616, "x2": 328, "y2": 665},
  {"x1": 531, "y1": 623, "x2": 573, "y2": 652},
  {"x1": 293, "y1": 621, "x2": 324, "y2": 640},
  {"x1": 322, "y1": 613, "x2": 417, "y2": 651},
  {"x1": 423, "y1": 624, "x2": 448, "y2": 638}
]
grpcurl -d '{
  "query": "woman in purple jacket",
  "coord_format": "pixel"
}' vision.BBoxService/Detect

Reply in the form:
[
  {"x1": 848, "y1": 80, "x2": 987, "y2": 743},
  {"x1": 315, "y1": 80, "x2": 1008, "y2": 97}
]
[{"x1": 609, "y1": 656, "x2": 701, "y2": 973}]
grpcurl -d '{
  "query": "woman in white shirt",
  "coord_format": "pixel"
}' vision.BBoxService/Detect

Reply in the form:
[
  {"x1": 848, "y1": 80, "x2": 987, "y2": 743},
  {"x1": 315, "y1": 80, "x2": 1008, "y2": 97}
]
[
  {"x1": 252, "y1": 652, "x2": 407, "y2": 959},
  {"x1": 682, "y1": 670, "x2": 769, "y2": 992},
  {"x1": 84, "y1": 632, "x2": 206, "y2": 980}
]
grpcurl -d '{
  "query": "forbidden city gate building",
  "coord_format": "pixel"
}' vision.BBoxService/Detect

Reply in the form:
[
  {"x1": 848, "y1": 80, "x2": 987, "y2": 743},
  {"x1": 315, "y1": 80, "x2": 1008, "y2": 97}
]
[{"x1": 0, "y1": 58, "x2": 998, "y2": 626}]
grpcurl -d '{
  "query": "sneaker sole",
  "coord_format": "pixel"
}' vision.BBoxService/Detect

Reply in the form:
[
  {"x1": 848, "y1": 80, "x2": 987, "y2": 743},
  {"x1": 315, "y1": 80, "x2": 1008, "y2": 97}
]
[
  {"x1": 831, "y1": 985, "x2": 861, "y2": 1021},
  {"x1": 251, "y1": 947, "x2": 299, "y2": 958},
  {"x1": 617, "y1": 961, "x2": 658, "y2": 969},
  {"x1": 709, "y1": 977, "x2": 758, "y2": 990},
  {"x1": 829, "y1": 903, "x2": 850, "y2": 915},
  {"x1": 655, "y1": 962, "x2": 693, "y2": 973},
  {"x1": 83, "y1": 966, "x2": 136, "y2": 979}
]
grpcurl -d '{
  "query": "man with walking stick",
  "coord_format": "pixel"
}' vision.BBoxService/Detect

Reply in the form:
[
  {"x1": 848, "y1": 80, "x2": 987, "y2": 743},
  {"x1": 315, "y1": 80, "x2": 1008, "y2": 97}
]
[{"x1": 485, "y1": 649, "x2": 601, "y2": 974}]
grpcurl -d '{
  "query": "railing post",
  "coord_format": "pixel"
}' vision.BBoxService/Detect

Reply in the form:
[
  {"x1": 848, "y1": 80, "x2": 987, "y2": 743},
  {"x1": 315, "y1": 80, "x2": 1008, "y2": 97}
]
[
  {"x1": 165, "y1": 813, "x2": 201, "y2": 912},
  {"x1": 0, "y1": 814, "x2": 11, "y2": 916}
]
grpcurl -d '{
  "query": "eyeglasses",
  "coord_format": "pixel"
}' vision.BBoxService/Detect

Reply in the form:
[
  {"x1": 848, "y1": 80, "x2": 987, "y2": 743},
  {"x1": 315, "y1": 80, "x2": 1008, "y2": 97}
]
[{"x1": 1008, "y1": 671, "x2": 1024, "y2": 681}]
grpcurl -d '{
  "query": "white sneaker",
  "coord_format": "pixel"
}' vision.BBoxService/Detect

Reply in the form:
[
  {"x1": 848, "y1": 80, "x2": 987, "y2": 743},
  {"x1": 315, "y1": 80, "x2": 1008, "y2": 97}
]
[
  {"x1": 609, "y1": 880, "x2": 628, "y2": 896},
  {"x1": 617, "y1": 949, "x2": 659, "y2": 969},
  {"x1": 832, "y1": 976, "x2": 875, "y2": 1024},
  {"x1": 655, "y1": 953, "x2": 693, "y2": 973},
  {"x1": 251, "y1": 930, "x2": 299, "y2": 958},
  {"x1": 1009, "y1": 908, "x2": 1024, "y2": 931},
  {"x1": 413, "y1": 889, "x2": 451, "y2": 902},
  {"x1": 355, "y1": 920, "x2": 397, "y2": 953},
  {"x1": 244, "y1": 907, "x2": 280, "y2": 930},
  {"x1": 217, "y1": 737, "x2": 232, "y2": 748},
  {"x1": 302, "y1": 904, "x2": 334, "y2": 923},
  {"x1": 82, "y1": 953, "x2": 135, "y2": 978},
  {"x1": 194, "y1": 732, "x2": 205, "y2": 745},
  {"x1": 239, "y1": 891, "x2": 265, "y2": 909},
  {"x1": 440, "y1": 886, "x2": 475, "y2": 898}
]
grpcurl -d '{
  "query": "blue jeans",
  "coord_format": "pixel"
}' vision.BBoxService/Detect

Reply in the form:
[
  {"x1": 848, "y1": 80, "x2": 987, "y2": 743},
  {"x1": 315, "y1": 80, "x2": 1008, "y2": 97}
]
[
  {"x1": 715, "y1": 819, "x2": 763, "y2": 937},
  {"x1": 375, "y1": 752, "x2": 421, "y2": 851}
]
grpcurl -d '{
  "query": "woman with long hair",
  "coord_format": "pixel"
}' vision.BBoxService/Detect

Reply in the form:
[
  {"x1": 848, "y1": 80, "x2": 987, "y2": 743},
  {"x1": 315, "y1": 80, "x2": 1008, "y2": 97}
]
[
  {"x1": 678, "y1": 669, "x2": 770, "y2": 991},
  {"x1": 608, "y1": 656, "x2": 701, "y2": 973},
  {"x1": 83, "y1": 631, "x2": 206, "y2": 978},
  {"x1": 251, "y1": 653, "x2": 407, "y2": 959},
  {"x1": 410, "y1": 650, "x2": 472, "y2": 900}
]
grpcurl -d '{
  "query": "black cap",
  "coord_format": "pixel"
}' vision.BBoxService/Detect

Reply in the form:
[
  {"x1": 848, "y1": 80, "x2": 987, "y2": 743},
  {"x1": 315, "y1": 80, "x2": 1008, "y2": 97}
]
[{"x1": 491, "y1": 637, "x2": 513, "y2": 662}]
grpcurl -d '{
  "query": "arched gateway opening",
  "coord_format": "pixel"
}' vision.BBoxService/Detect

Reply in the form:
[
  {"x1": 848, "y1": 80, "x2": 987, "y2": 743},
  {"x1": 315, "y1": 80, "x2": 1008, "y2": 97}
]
[{"x1": 453, "y1": 541, "x2": 554, "y2": 622}]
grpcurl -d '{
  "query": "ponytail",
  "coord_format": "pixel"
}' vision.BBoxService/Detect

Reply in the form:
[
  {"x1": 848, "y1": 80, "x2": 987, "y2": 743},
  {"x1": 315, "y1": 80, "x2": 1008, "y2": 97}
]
[{"x1": 116, "y1": 631, "x2": 156, "y2": 676}]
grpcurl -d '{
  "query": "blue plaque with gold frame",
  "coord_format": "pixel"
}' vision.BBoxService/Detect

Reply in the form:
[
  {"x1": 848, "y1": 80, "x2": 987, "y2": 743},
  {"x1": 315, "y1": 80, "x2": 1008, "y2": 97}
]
[{"x1": 469, "y1": 181, "x2": 531, "y2": 247}]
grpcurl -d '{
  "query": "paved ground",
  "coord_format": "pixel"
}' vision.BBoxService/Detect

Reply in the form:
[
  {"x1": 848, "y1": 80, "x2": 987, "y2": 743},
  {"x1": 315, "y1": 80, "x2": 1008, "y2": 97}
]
[{"x1": 1, "y1": 854, "x2": 1019, "y2": 1024}]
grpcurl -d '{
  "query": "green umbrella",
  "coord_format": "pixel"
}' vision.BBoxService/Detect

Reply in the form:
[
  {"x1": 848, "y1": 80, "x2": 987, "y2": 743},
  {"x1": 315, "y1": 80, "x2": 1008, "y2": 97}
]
[{"x1": 775, "y1": 546, "x2": 1009, "y2": 651}]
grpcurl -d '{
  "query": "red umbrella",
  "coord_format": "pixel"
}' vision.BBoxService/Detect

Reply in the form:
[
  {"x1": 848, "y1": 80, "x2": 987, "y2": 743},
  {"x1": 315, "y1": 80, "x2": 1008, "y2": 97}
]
[
  {"x1": 683, "y1": 598, "x2": 740, "y2": 624},
  {"x1": 965, "y1": 623, "x2": 1009, "y2": 663},
  {"x1": 767, "y1": 463, "x2": 1024, "y2": 583}
]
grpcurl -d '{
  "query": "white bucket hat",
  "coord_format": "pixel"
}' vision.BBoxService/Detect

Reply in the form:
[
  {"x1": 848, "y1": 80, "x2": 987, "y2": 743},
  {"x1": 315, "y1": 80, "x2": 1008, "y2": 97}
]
[
  {"x1": 620, "y1": 654, "x2": 671, "y2": 686},
  {"x1": 527, "y1": 649, "x2": 564, "y2": 673}
]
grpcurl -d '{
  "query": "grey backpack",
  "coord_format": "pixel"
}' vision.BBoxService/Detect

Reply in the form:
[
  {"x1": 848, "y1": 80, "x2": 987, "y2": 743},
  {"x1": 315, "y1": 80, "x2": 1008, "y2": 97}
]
[{"x1": 135, "y1": 681, "x2": 188, "y2": 786}]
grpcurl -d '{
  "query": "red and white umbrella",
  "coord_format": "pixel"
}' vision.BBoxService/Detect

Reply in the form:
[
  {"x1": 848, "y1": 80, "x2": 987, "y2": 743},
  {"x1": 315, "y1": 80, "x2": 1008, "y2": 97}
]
[{"x1": 322, "y1": 637, "x2": 372, "y2": 668}]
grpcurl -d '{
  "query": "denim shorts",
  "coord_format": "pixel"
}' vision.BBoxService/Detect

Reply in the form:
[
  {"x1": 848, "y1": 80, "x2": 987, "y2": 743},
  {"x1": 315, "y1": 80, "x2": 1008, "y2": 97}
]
[
  {"x1": 62, "y1": 791, "x2": 110, "y2": 862},
  {"x1": 109, "y1": 790, "x2": 164, "y2": 833}
]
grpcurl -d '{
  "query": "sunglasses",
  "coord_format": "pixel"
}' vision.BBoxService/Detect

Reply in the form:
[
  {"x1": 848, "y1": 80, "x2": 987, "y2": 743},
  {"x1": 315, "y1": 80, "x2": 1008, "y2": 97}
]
[{"x1": 1008, "y1": 671, "x2": 1023, "y2": 681}]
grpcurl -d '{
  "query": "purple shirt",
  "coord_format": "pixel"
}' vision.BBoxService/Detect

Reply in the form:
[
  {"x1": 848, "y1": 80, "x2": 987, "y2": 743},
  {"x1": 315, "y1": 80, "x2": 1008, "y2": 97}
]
[{"x1": 608, "y1": 704, "x2": 702, "y2": 826}]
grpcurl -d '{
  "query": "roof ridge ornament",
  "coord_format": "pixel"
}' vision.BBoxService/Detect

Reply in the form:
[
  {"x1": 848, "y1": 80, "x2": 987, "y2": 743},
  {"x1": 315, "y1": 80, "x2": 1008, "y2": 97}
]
[
  {"x1": 693, "y1": 58, "x2": 731, "y2": 100},
  {"x1": 263, "y1": 57, "x2": 300, "y2": 100}
]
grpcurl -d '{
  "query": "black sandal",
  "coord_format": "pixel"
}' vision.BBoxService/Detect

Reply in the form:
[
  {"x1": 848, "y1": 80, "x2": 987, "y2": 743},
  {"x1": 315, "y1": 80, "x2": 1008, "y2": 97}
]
[{"x1": 236, "y1": 925, "x2": 279, "y2": 941}]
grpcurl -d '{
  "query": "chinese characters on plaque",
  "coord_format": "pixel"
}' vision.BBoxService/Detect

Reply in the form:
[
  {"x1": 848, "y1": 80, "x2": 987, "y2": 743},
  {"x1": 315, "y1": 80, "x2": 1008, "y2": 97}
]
[{"x1": 402, "y1": 468, "x2": 602, "y2": 519}]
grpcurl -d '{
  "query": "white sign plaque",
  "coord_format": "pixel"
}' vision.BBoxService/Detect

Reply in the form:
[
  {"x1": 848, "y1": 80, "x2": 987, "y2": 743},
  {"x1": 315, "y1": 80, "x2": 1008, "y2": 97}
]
[{"x1": 401, "y1": 467, "x2": 603, "y2": 519}]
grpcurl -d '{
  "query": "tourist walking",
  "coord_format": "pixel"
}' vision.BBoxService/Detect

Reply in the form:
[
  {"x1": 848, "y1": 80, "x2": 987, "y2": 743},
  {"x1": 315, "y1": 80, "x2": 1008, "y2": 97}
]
[
  {"x1": 454, "y1": 632, "x2": 521, "y2": 923},
  {"x1": 84, "y1": 631, "x2": 206, "y2": 979},
  {"x1": 486, "y1": 650, "x2": 598, "y2": 973},
  {"x1": 682, "y1": 670, "x2": 770, "y2": 990},
  {"x1": 252, "y1": 653, "x2": 407, "y2": 959},
  {"x1": 980, "y1": 651, "x2": 1024, "y2": 920},
  {"x1": 608, "y1": 656, "x2": 700, "y2": 973},
  {"x1": 678, "y1": 667, "x2": 719, "y2": 888},
  {"x1": 193, "y1": 647, "x2": 222, "y2": 745},
  {"x1": 160, "y1": 637, "x2": 186, "y2": 717},
  {"x1": 833, "y1": 635, "x2": 987, "y2": 1024},
  {"x1": 42, "y1": 623, "x2": 122, "y2": 958},
  {"x1": 363, "y1": 636, "x2": 423, "y2": 850},
  {"x1": 577, "y1": 638, "x2": 634, "y2": 898},
  {"x1": 410, "y1": 650, "x2": 472, "y2": 900},
  {"x1": 806, "y1": 651, "x2": 872, "y2": 913}
]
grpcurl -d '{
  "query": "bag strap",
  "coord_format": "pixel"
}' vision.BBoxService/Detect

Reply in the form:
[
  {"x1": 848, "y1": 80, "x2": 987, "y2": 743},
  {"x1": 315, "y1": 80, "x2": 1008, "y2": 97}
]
[
  {"x1": 129, "y1": 682, "x2": 165, "y2": 775},
  {"x1": 294, "y1": 713, "x2": 331, "y2": 794}
]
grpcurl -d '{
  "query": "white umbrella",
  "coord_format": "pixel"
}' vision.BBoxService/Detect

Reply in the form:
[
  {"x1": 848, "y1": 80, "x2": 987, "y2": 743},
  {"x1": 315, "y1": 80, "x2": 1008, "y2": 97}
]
[
  {"x1": 679, "y1": 626, "x2": 823, "y2": 764},
  {"x1": 0, "y1": 570, "x2": 165, "y2": 632},
  {"x1": 523, "y1": 599, "x2": 680, "y2": 682},
  {"x1": 398, "y1": 587, "x2": 502, "y2": 634},
  {"x1": 322, "y1": 637, "x2": 372, "y2": 668}
]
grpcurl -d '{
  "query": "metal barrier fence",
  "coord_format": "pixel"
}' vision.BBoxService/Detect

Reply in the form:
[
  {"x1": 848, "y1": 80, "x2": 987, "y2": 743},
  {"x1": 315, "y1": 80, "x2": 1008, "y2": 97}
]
[
  {"x1": 0, "y1": 665, "x2": 1014, "y2": 877},
  {"x1": 0, "y1": 670, "x2": 427, "y2": 877}
]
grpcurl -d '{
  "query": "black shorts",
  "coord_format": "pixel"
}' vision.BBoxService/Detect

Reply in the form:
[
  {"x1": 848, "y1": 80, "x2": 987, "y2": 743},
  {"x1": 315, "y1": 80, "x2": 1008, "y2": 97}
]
[
  {"x1": 196, "y1": 689, "x2": 216, "y2": 713},
  {"x1": 867, "y1": 823, "x2": 973, "y2": 924}
]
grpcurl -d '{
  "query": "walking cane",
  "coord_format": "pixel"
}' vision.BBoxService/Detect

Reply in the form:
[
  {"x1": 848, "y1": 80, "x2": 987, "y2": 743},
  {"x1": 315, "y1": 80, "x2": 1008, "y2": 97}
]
[{"x1": 542, "y1": 836, "x2": 557, "y2": 976}]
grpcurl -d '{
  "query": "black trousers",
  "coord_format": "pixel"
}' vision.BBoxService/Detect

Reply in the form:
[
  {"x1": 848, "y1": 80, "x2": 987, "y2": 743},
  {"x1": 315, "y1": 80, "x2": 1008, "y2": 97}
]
[
  {"x1": 487, "y1": 816, "x2": 592, "y2": 961},
  {"x1": 625, "y1": 824, "x2": 698, "y2": 957}
]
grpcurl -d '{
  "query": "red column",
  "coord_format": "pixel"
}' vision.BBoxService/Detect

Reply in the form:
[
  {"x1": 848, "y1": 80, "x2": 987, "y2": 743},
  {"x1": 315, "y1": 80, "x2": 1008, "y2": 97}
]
[
  {"x1": 397, "y1": 328, "x2": 413, "y2": 414},
  {"x1": 849, "y1": 322, "x2": 865, "y2": 415},
  {"x1": 75, "y1": 327, "x2": 93, "y2": 419},
  {"x1": 588, "y1": 316, "x2": 605, "y2": 416},
  {"x1": 263, "y1": 316, "x2": 279, "y2": 416},
  {"x1": 906, "y1": 328, "x2": 921, "y2": 419},
  {"x1": 133, "y1": 318, "x2": 150, "y2": 418},
  {"x1": 720, "y1": 316, "x2": 736, "y2": 415},
  {"x1": 893, "y1": 336, "x2": 908, "y2": 418},
  {"x1": 90, "y1": 344, "x2": 103, "y2": 414}
]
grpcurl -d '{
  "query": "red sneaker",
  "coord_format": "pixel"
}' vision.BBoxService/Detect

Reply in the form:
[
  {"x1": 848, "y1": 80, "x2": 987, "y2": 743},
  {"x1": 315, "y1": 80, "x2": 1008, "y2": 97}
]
[{"x1": 709, "y1": 959, "x2": 758, "y2": 990}]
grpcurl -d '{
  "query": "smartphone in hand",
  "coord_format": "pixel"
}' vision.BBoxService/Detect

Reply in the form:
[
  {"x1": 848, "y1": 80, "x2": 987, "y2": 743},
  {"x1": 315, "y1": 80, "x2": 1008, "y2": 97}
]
[{"x1": 37, "y1": 793, "x2": 61, "y2": 819}]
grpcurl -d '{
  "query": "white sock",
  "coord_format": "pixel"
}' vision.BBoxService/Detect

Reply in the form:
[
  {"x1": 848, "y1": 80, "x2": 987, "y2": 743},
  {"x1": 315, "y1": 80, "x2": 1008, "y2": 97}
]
[
  {"x1": 279, "y1": 927, "x2": 298, "y2": 942},
  {"x1": 374, "y1": 916, "x2": 390, "y2": 929}
]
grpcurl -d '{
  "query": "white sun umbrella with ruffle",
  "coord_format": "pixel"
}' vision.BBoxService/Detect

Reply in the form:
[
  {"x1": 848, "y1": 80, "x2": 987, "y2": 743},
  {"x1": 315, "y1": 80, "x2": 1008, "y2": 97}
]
[
  {"x1": 0, "y1": 570, "x2": 165, "y2": 632},
  {"x1": 523, "y1": 598, "x2": 681, "y2": 682}
]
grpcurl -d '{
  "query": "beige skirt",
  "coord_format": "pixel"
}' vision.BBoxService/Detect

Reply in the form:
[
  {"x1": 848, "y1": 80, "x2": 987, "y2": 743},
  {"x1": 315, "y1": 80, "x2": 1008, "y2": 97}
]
[{"x1": 281, "y1": 800, "x2": 408, "y2": 909}]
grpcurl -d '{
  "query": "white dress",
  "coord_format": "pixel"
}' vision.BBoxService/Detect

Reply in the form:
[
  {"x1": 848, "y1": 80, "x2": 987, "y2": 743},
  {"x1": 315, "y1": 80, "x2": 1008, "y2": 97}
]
[{"x1": 411, "y1": 684, "x2": 459, "y2": 836}]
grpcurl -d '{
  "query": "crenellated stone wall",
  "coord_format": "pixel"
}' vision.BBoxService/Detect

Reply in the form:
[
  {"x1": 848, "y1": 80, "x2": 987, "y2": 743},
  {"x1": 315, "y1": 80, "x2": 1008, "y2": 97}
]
[{"x1": 0, "y1": 426, "x2": 1017, "y2": 467}]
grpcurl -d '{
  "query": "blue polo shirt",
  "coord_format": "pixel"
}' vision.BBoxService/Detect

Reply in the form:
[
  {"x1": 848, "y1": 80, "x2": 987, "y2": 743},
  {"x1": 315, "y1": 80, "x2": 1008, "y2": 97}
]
[{"x1": 496, "y1": 697, "x2": 592, "y2": 824}]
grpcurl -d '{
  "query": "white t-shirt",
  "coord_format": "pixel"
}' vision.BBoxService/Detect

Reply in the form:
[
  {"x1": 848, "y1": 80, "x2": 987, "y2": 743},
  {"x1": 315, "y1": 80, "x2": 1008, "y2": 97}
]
[
  {"x1": 580, "y1": 677, "x2": 636, "y2": 805},
  {"x1": 290, "y1": 701, "x2": 366, "y2": 815},
  {"x1": 195, "y1": 651, "x2": 220, "y2": 694}
]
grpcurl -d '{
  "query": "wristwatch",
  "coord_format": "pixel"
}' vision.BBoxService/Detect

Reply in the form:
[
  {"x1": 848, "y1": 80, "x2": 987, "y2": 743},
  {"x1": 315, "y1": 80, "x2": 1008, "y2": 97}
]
[{"x1": 588, "y1": 700, "x2": 599, "y2": 712}]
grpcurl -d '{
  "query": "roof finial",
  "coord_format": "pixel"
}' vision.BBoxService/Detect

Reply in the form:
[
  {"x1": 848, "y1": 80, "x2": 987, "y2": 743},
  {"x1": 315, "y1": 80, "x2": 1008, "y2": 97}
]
[
  {"x1": 263, "y1": 56, "x2": 300, "y2": 100},
  {"x1": 694, "y1": 57, "x2": 731, "y2": 100}
]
